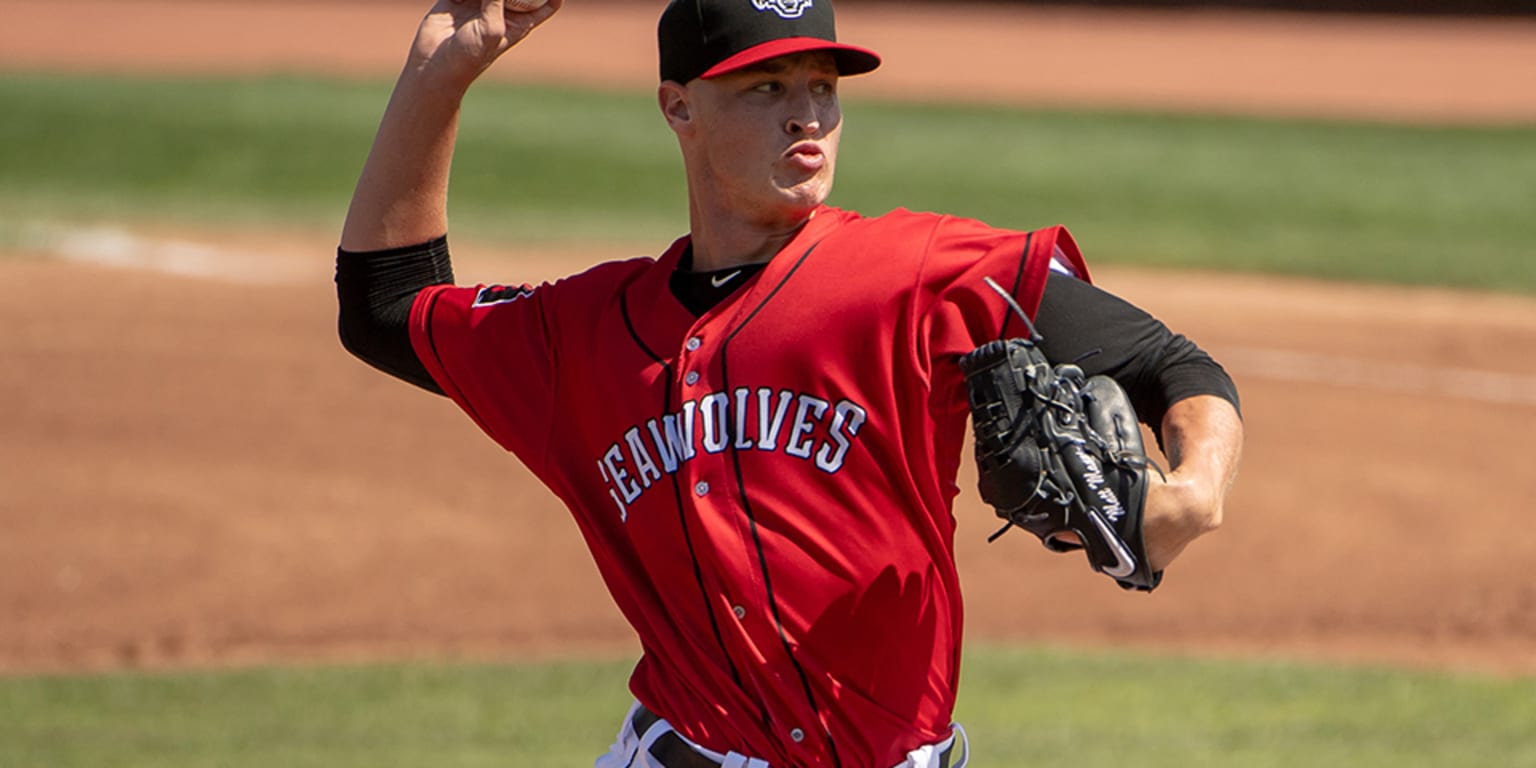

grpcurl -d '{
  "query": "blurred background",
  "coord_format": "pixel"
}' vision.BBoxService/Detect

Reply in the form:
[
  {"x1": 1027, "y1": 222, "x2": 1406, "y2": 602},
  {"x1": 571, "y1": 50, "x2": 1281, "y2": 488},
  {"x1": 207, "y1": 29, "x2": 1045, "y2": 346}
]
[{"x1": 1, "y1": 1, "x2": 1534, "y2": 766}]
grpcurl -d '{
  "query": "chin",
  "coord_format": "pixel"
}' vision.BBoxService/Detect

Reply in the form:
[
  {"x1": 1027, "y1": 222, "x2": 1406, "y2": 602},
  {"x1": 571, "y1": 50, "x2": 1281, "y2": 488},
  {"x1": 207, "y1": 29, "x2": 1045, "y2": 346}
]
[
  {"x1": 739, "y1": 173, "x2": 831, "y2": 227},
  {"x1": 760, "y1": 197, "x2": 824, "y2": 228},
  {"x1": 778, "y1": 182, "x2": 832, "y2": 215}
]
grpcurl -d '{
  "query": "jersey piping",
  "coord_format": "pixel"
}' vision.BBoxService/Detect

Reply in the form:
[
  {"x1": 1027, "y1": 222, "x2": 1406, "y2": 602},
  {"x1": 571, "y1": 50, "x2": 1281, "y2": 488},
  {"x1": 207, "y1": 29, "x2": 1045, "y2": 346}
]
[
  {"x1": 1001, "y1": 231, "x2": 1035, "y2": 340},
  {"x1": 718, "y1": 241, "x2": 844, "y2": 768},
  {"x1": 620, "y1": 289, "x2": 753, "y2": 704}
]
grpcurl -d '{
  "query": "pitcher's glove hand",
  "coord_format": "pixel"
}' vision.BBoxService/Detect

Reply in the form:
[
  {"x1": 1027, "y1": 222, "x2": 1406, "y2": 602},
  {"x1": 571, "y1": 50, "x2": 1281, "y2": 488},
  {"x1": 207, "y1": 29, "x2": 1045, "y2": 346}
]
[{"x1": 959, "y1": 335, "x2": 1163, "y2": 592}]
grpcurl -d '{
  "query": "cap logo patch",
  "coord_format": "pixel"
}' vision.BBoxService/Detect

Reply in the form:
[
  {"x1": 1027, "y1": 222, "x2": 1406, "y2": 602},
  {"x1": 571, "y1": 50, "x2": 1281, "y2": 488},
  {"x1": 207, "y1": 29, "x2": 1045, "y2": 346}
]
[{"x1": 751, "y1": 0, "x2": 814, "y2": 20}]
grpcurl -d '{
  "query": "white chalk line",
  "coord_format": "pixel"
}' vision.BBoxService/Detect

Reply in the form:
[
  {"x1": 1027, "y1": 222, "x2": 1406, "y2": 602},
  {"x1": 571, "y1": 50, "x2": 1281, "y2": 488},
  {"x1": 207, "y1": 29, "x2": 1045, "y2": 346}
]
[
  {"x1": 12, "y1": 224, "x2": 1536, "y2": 407},
  {"x1": 1216, "y1": 346, "x2": 1536, "y2": 408},
  {"x1": 10, "y1": 222, "x2": 309, "y2": 285}
]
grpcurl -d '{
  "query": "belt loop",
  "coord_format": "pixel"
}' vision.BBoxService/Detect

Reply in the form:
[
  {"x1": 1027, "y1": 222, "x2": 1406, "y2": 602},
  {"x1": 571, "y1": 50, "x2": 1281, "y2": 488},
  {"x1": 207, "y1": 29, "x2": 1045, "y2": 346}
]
[
  {"x1": 723, "y1": 755, "x2": 769, "y2": 768},
  {"x1": 636, "y1": 715, "x2": 669, "y2": 766},
  {"x1": 948, "y1": 724, "x2": 970, "y2": 768},
  {"x1": 903, "y1": 724, "x2": 967, "y2": 768}
]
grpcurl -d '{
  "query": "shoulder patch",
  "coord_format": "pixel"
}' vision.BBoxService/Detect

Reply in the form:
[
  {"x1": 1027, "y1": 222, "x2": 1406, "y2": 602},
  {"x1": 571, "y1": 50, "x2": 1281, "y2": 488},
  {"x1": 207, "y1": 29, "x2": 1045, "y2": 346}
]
[{"x1": 473, "y1": 284, "x2": 536, "y2": 308}]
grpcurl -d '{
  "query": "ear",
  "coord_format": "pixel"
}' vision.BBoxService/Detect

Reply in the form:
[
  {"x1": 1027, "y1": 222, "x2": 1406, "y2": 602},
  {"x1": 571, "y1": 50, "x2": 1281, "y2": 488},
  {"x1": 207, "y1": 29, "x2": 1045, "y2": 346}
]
[{"x1": 658, "y1": 81, "x2": 693, "y2": 133}]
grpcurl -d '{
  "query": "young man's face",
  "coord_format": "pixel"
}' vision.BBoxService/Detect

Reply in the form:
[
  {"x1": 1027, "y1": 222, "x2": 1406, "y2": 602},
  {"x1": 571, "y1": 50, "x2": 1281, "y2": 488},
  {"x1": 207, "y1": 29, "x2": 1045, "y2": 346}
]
[{"x1": 672, "y1": 52, "x2": 844, "y2": 227}]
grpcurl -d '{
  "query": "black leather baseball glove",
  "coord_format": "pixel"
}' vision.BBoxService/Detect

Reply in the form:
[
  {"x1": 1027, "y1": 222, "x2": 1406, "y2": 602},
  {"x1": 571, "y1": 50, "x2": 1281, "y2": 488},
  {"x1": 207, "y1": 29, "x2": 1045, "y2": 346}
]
[{"x1": 959, "y1": 284, "x2": 1163, "y2": 592}]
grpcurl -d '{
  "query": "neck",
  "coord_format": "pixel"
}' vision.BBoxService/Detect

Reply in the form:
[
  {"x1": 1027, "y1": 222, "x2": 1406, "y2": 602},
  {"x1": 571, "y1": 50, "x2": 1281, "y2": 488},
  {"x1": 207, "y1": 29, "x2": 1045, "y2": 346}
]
[{"x1": 686, "y1": 198, "x2": 817, "y2": 273}]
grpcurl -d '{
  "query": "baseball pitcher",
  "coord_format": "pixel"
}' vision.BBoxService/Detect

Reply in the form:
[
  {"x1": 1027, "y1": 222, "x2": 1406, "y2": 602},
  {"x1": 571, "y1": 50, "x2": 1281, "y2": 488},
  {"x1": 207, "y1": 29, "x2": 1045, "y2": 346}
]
[{"x1": 336, "y1": 1, "x2": 1245, "y2": 766}]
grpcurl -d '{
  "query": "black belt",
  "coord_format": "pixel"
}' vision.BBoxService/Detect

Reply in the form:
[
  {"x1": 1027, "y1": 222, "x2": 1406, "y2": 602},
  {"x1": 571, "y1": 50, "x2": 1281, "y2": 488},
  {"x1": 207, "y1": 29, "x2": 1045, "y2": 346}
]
[{"x1": 630, "y1": 706, "x2": 959, "y2": 768}]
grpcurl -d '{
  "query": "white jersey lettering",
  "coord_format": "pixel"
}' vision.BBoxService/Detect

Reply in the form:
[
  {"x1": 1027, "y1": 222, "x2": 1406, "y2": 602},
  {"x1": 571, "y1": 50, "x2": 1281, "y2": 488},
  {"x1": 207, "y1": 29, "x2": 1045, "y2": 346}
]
[
  {"x1": 646, "y1": 417, "x2": 681, "y2": 473},
  {"x1": 700, "y1": 392, "x2": 731, "y2": 453},
  {"x1": 733, "y1": 387, "x2": 756, "y2": 450},
  {"x1": 675, "y1": 403, "x2": 699, "y2": 462},
  {"x1": 602, "y1": 445, "x2": 642, "y2": 505},
  {"x1": 786, "y1": 394, "x2": 830, "y2": 460},
  {"x1": 596, "y1": 458, "x2": 630, "y2": 522},
  {"x1": 624, "y1": 426, "x2": 662, "y2": 489},
  {"x1": 817, "y1": 400, "x2": 867, "y2": 473},
  {"x1": 757, "y1": 388, "x2": 794, "y2": 451},
  {"x1": 601, "y1": 386, "x2": 869, "y2": 519}
]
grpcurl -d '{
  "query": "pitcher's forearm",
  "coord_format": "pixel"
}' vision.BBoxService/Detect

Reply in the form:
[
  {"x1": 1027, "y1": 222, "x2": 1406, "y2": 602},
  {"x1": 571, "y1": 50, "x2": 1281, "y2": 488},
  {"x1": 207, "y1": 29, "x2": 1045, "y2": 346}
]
[
  {"x1": 1164, "y1": 395, "x2": 1242, "y2": 481},
  {"x1": 1140, "y1": 394, "x2": 1243, "y2": 570},
  {"x1": 1161, "y1": 394, "x2": 1244, "y2": 527},
  {"x1": 340, "y1": 71, "x2": 467, "y2": 252}
]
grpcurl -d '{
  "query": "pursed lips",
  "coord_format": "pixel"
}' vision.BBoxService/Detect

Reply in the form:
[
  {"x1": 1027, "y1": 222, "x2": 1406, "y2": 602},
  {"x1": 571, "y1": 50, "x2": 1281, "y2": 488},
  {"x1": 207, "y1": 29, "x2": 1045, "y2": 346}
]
[{"x1": 784, "y1": 141, "x2": 826, "y2": 172}]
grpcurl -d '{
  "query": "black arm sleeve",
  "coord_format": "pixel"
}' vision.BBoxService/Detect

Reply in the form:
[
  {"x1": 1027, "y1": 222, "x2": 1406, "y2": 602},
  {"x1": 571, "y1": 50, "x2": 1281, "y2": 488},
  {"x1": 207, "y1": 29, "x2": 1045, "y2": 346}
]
[
  {"x1": 335, "y1": 236, "x2": 454, "y2": 395},
  {"x1": 1032, "y1": 270, "x2": 1241, "y2": 449}
]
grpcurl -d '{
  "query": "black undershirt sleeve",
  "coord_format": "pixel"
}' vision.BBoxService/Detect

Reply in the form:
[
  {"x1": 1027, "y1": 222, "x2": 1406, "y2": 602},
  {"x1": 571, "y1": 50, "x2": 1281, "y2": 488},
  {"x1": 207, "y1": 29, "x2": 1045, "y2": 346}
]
[
  {"x1": 335, "y1": 236, "x2": 454, "y2": 395},
  {"x1": 1031, "y1": 270, "x2": 1241, "y2": 450}
]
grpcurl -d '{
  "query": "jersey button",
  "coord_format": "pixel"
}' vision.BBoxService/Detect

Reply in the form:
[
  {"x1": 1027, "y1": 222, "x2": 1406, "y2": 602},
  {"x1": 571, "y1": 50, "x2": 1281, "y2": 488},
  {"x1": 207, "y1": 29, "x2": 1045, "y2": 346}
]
[
  {"x1": 789, "y1": 728, "x2": 805, "y2": 743},
  {"x1": 685, "y1": 336, "x2": 702, "y2": 351},
  {"x1": 732, "y1": 605, "x2": 746, "y2": 620},
  {"x1": 684, "y1": 371, "x2": 700, "y2": 386},
  {"x1": 694, "y1": 481, "x2": 710, "y2": 497}
]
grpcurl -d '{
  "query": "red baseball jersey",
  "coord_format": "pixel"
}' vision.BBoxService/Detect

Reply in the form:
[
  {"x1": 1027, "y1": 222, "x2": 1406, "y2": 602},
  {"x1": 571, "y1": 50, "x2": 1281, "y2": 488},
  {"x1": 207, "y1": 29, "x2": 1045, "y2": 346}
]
[{"x1": 409, "y1": 205, "x2": 1087, "y2": 767}]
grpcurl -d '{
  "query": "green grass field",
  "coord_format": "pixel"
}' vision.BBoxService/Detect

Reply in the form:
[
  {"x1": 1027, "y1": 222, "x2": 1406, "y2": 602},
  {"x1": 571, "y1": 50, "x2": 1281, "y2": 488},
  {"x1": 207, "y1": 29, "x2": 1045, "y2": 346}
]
[
  {"x1": 2, "y1": 73, "x2": 1533, "y2": 290},
  {"x1": 2, "y1": 648, "x2": 1533, "y2": 767}
]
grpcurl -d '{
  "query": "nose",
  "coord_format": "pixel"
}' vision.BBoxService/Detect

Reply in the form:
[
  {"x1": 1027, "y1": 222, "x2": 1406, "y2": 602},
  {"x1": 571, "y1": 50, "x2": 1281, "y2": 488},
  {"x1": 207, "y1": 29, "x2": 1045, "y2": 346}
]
[
  {"x1": 786, "y1": 114, "x2": 821, "y2": 136},
  {"x1": 785, "y1": 90, "x2": 821, "y2": 137}
]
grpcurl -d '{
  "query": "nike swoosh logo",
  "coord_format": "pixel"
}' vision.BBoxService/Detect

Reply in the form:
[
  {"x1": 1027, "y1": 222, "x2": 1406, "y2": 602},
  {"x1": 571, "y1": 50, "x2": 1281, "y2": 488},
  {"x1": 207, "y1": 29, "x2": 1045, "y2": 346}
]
[
  {"x1": 1086, "y1": 510, "x2": 1138, "y2": 579},
  {"x1": 710, "y1": 270, "x2": 743, "y2": 288}
]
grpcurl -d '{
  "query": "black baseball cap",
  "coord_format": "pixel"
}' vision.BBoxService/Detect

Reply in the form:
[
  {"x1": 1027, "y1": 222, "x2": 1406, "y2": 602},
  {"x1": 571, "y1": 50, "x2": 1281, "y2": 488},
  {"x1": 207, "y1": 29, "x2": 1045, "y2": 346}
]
[{"x1": 658, "y1": 0, "x2": 882, "y2": 84}]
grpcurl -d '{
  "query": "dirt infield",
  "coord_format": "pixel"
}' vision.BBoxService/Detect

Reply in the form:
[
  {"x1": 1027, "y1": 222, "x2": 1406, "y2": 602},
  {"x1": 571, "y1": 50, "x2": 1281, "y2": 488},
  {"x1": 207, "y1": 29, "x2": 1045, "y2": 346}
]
[{"x1": 3, "y1": 1, "x2": 1536, "y2": 677}]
